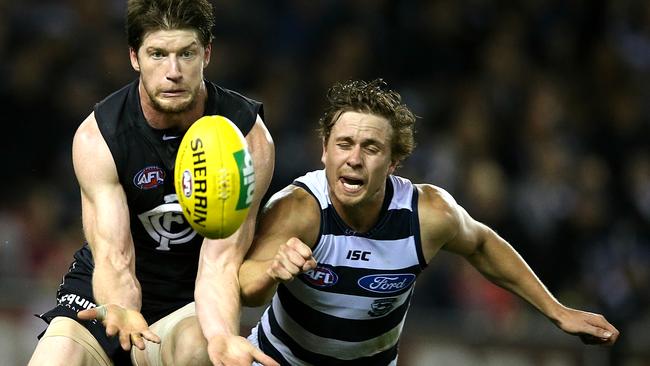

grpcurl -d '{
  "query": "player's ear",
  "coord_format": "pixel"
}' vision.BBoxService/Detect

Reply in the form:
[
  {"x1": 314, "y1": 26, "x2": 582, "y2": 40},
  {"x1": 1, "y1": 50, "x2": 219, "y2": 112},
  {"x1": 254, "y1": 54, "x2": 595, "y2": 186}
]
[
  {"x1": 203, "y1": 44, "x2": 211, "y2": 68},
  {"x1": 388, "y1": 161, "x2": 397, "y2": 175},
  {"x1": 129, "y1": 47, "x2": 140, "y2": 72}
]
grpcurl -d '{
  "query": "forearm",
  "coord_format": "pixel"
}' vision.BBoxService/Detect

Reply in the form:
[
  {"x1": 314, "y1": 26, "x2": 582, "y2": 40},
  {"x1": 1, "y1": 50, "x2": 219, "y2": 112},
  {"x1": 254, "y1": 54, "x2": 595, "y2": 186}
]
[
  {"x1": 88, "y1": 229, "x2": 140, "y2": 309},
  {"x1": 196, "y1": 245, "x2": 243, "y2": 340},
  {"x1": 92, "y1": 257, "x2": 141, "y2": 310},
  {"x1": 239, "y1": 259, "x2": 278, "y2": 307},
  {"x1": 467, "y1": 233, "x2": 564, "y2": 321}
]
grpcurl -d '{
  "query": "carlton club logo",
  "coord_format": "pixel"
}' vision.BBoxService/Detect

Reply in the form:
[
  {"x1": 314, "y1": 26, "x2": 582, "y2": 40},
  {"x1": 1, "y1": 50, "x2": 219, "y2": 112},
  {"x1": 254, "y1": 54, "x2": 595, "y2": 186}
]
[
  {"x1": 137, "y1": 194, "x2": 197, "y2": 251},
  {"x1": 133, "y1": 166, "x2": 166, "y2": 190}
]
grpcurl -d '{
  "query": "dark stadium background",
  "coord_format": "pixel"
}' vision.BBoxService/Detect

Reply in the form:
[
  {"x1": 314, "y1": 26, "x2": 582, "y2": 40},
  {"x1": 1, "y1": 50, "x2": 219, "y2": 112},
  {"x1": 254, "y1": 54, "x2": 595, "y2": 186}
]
[{"x1": 1, "y1": 1, "x2": 648, "y2": 364}]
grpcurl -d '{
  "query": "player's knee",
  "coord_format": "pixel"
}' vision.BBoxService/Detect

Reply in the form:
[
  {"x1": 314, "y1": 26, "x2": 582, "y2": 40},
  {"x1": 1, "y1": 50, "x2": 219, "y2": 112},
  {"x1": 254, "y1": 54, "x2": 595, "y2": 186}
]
[
  {"x1": 164, "y1": 317, "x2": 209, "y2": 365},
  {"x1": 30, "y1": 317, "x2": 111, "y2": 366},
  {"x1": 30, "y1": 337, "x2": 78, "y2": 366}
]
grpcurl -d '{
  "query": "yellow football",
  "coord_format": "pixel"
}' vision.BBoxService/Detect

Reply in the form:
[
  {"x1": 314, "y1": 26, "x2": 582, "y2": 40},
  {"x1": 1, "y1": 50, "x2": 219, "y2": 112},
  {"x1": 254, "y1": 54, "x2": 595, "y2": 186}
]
[{"x1": 174, "y1": 115, "x2": 255, "y2": 239}]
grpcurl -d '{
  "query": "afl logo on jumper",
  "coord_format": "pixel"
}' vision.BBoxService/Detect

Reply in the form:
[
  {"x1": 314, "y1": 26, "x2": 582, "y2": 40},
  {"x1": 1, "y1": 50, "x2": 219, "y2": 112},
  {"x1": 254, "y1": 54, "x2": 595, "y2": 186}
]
[
  {"x1": 137, "y1": 194, "x2": 198, "y2": 251},
  {"x1": 302, "y1": 266, "x2": 338, "y2": 287},
  {"x1": 358, "y1": 274, "x2": 416, "y2": 294},
  {"x1": 134, "y1": 166, "x2": 165, "y2": 190}
]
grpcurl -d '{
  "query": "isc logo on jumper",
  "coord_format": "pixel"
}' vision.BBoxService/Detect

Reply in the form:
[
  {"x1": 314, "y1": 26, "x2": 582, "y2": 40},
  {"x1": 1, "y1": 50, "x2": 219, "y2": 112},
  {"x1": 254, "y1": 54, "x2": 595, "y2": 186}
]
[
  {"x1": 302, "y1": 266, "x2": 338, "y2": 287},
  {"x1": 134, "y1": 166, "x2": 165, "y2": 190},
  {"x1": 358, "y1": 274, "x2": 416, "y2": 294}
]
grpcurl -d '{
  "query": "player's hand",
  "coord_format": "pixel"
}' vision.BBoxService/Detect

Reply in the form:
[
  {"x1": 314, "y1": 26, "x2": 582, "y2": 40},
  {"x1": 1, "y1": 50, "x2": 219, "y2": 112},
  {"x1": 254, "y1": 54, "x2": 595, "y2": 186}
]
[
  {"x1": 267, "y1": 237, "x2": 317, "y2": 283},
  {"x1": 207, "y1": 334, "x2": 279, "y2": 366},
  {"x1": 78, "y1": 304, "x2": 161, "y2": 351},
  {"x1": 554, "y1": 307, "x2": 619, "y2": 346}
]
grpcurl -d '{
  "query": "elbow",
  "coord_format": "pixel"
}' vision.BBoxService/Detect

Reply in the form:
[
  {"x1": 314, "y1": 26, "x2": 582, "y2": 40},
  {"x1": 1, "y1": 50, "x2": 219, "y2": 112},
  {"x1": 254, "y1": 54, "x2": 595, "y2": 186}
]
[
  {"x1": 241, "y1": 295, "x2": 266, "y2": 308},
  {"x1": 238, "y1": 259, "x2": 277, "y2": 307},
  {"x1": 240, "y1": 283, "x2": 274, "y2": 308},
  {"x1": 464, "y1": 238, "x2": 486, "y2": 262},
  {"x1": 241, "y1": 294, "x2": 272, "y2": 308},
  {"x1": 464, "y1": 239, "x2": 495, "y2": 276},
  {"x1": 240, "y1": 272, "x2": 276, "y2": 307}
]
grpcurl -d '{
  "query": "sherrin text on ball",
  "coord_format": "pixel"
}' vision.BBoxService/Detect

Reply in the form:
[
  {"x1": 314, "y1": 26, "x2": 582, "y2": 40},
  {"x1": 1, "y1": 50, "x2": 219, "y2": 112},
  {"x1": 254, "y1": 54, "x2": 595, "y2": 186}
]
[{"x1": 174, "y1": 115, "x2": 255, "y2": 239}]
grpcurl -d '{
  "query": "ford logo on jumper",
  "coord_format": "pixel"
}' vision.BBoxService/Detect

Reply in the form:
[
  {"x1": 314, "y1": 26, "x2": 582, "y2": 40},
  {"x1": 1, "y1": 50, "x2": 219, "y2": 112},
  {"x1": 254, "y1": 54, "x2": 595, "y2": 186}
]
[{"x1": 358, "y1": 274, "x2": 416, "y2": 293}]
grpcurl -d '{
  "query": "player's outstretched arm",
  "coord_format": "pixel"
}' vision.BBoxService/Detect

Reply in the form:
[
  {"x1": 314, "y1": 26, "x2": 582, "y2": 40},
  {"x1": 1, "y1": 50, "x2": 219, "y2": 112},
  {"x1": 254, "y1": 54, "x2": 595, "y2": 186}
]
[
  {"x1": 194, "y1": 116, "x2": 279, "y2": 366},
  {"x1": 418, "y1": 184, "x2": 619, "y2": 346},
  {"x1": 72, "y1": 113, "x2": 159, "y2": 350},
  {"x1": 239, "y1": 185, "x2": 320, "y2": 307}
]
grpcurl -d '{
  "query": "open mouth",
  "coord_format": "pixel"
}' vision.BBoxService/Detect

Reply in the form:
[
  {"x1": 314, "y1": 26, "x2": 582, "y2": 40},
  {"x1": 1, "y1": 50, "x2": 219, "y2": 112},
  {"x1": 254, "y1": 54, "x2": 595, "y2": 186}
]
[{"x1": 340, "y1": 176, "x2": 364, "y2": 192}]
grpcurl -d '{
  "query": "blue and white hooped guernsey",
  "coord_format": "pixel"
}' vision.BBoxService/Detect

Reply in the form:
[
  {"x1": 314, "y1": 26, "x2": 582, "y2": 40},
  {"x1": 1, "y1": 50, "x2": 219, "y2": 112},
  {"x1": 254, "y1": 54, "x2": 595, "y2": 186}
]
[{"x1": 251, "y1": 169, "x2": 427, "y2": 365}]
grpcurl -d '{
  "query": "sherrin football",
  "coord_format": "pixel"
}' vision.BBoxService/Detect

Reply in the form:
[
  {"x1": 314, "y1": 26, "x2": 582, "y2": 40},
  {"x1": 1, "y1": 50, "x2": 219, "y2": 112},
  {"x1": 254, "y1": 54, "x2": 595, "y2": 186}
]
[{"x1": 174, "y1": 115, "x2": 255, "y2": 239}]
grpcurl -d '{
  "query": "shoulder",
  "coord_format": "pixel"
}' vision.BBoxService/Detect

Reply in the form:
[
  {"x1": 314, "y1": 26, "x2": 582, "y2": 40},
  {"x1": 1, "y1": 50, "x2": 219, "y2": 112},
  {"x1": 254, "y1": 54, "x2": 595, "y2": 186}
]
[
  {"x1": 263, "y1": 184, "x2": 320, "y2": 218},
  {"x1": 247, "y1": 116, "x2": 274, "y2": 149},
  {"x1": 73, "y1": 113, "x2": 119, "y2": 187},
  {"x1": 416, "y1": 184, "x2": 460, "y2": 221},
  {"x1": 415, "y1": 184, "x2": 462, "y2": 256},
  {"x1": 74, "y1": 112, "x2": 102, "y2": 147},
  {"x1": 258, "y1": 184, "x2": 321, "y2": 247},
  {"x1": 245, "y1": 117, "x2": 274, "y2": 177}
]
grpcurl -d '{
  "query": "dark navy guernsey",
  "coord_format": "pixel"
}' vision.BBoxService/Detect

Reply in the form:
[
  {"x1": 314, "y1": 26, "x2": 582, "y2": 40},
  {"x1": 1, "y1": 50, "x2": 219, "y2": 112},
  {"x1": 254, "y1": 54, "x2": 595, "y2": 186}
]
[{"x1": 84, "y1": 79, "x2": 262, "y2": 323}]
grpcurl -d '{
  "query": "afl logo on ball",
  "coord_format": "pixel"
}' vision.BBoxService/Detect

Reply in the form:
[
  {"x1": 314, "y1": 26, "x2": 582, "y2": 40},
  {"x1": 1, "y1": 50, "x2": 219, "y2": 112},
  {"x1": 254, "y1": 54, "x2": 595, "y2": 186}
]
[
  {"x1": 134, "y1": 166, "x2": 165, "y2": 190},
  {"x1": 181, "y1": 170, "x2": 193, "y2": 197}
]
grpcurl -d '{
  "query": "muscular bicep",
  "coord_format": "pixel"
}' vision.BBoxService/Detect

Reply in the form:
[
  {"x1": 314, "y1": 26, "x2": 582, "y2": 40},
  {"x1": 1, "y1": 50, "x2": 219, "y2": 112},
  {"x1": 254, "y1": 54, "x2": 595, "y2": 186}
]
[
  {"x1": 73, "y1": 113, "x2": 133, "y2": 261},
  {"x1": 199, "y1": 115, "x2": 275, "y2": 262},
  {"x1": 441, "y1": 204, "x2": 491, "y2": 257},
  {"x1": 418, "y1": 184, "x2": 490, "y2": 260},
  {"x1": 245, "y1": 185, "x2": 320, "y2": 261},
  {"x1": 245, "y1": 115, "x2": 275, "y2": 214}
]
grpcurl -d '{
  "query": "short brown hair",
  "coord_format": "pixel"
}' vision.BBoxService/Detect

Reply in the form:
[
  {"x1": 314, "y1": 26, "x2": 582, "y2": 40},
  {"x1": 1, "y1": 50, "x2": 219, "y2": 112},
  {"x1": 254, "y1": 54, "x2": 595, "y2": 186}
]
[
  {"x1": 318, "y1": 79, "x2": 416, "y2": 164},
  {"x1": 126, "y1": 0, "x2": 215, "y2": 50}
]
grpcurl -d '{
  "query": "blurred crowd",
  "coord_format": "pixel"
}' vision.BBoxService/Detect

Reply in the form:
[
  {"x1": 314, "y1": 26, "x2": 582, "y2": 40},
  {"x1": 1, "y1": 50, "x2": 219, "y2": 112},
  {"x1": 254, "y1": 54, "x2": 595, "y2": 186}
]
[{"x1": 1, "y1": 0, "x2": 649, "y2": 365}]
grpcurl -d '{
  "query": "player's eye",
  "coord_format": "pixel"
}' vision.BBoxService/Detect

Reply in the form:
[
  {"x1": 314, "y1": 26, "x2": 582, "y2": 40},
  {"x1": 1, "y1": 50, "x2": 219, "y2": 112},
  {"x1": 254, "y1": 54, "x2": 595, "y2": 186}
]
[
  {"x1": 151, "y1": 51, "x2": 164, "y2": 59},
  {"x1": 365, "y1": 146, "x2": 380, "y2": 154}
]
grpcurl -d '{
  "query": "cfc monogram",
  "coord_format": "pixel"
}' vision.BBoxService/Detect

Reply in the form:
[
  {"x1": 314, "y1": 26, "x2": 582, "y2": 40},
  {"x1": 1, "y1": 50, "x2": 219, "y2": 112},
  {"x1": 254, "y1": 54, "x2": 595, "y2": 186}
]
[{"x1": 138, "y1": 194, "x2": 197, "y2": 250}]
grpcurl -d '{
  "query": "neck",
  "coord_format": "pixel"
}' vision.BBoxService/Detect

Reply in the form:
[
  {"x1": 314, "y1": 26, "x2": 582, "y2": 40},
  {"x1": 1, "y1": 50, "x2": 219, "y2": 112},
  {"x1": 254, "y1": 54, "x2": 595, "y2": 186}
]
[
  {"x1": 139, "y1": 81, "x2": 207, "y2": 131},
  {"x1": 333, "y1": 186, "x2": 386, "y2": 234}
]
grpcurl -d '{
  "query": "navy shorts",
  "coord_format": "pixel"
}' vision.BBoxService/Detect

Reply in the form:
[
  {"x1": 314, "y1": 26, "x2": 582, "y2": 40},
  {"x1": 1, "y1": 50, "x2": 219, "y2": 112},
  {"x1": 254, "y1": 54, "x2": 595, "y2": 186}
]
[{"x1": 36, "y1": 252, "x2": 132, "y2": 365}]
